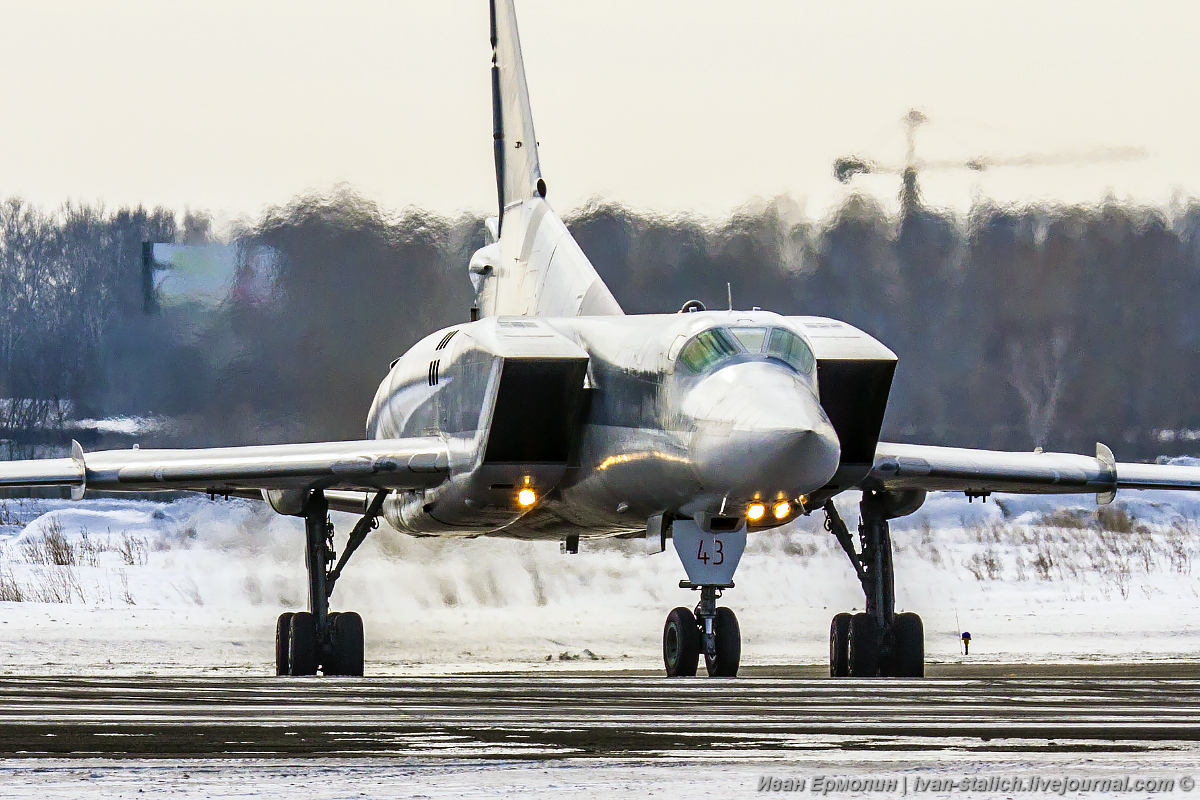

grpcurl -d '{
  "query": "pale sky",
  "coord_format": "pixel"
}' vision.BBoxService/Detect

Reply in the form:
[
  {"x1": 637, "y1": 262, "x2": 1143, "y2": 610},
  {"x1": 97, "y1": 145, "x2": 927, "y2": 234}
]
[{"x1": 0, "y1": 0, "x2": 1196, "y2": 226}]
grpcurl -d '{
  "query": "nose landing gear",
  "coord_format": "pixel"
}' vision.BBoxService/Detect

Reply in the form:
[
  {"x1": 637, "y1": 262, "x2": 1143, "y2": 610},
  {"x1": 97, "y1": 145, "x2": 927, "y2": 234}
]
[
  {"x1": 662, "y1": 517, "x2": 746, "y2": 677},
  {"x1": 662, "y1": 585, "x2": 741, "y2": 677},
  {"x1": 824, "y1": 491, "x2": 925, "y2": 678}
]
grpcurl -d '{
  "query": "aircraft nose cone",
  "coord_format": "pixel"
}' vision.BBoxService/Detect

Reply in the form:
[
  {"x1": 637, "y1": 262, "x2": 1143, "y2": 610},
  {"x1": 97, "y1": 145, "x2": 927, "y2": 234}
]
[{"x1": 685, "y1": 362, "x2": 841, "y2": 497}]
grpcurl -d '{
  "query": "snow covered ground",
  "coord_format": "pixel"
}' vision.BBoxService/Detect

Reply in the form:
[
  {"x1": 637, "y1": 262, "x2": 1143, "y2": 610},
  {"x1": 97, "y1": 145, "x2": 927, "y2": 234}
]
[
  {"x1": 1, "y1": 488, "x2": 1200, "y2": 674},
  {"x1": 6, "y1": 754, "x2": 1200, "y2": 800}
]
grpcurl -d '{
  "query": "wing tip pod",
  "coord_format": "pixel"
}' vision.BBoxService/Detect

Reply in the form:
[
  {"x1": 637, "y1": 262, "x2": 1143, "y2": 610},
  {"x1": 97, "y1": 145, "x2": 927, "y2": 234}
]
[
  {"x1": 872, "y1": 440, "x2": 1200, "y2": 499},
  {"x1": 1096, "y1": 442, "x2": 1116, "y2": 505},
  {"x1": 0, "y1": 443, "x2": 86, "y2": 497},
  {"x1": 70, "y1": 439, "x2": 87, "y2": 500}
]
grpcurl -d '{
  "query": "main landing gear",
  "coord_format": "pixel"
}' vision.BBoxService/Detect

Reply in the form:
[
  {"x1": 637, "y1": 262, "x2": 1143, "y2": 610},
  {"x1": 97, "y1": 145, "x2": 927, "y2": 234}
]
[
  {"x1": 663, "y1": 584, "x2": 741, "y2": 677},
  {"x1": 824, "y1": 490, "x2": 925, "y2": 678},
  {"x1": 275, "y1": 489, "x2": 387, "y2": 677}
]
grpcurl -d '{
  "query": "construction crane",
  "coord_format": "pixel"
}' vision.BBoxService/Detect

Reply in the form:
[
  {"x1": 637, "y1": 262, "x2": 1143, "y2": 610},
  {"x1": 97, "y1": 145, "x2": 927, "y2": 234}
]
[{"x1": 834, "y1": 109, "x2": 1148, "y2": 217}]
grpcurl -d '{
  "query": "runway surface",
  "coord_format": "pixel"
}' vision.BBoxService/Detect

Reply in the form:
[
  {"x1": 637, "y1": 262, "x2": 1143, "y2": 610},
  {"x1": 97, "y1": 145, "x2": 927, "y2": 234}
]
[{"x1": 5, "y1": 664, "x2": 1200, "y2": 758}]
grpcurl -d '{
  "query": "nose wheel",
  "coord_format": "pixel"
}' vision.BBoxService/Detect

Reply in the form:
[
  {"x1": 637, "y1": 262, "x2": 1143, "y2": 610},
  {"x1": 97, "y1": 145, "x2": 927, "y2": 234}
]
[
  {"x1": 663, "y1": 607, "x2": 700, "y2": 676},
  {"x1": 705, "y1": 606, "x2": 741, "y2": 677},
  {"x1": 662, "y1": 585, "x2": 741, "y2": 677}
]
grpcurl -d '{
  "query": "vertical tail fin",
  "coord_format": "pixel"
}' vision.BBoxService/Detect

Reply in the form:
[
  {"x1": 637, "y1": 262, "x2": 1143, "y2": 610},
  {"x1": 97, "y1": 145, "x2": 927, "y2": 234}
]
[
  {"x1": 491, "y1": 0, "x2": 545, "y2": 227},
  {"x1": 475, "y1": 1, "x2": 622, "y2": 319}
]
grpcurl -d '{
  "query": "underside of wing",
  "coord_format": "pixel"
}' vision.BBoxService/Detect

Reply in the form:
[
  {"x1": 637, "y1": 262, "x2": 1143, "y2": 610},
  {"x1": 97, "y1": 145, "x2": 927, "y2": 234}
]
[
  {"x1": 867, "y1": 441, "x2": 1200, "y2": 498},
  {"x1": 0, "y1": 438, "x2": 449, "y2": 499}
]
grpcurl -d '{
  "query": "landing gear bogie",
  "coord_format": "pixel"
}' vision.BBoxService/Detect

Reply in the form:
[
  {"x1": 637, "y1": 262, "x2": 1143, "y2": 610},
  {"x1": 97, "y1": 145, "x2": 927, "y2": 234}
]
[
  {"x1": 824, "y1": 491, "x2": 927, "y2": 679},
  {"x1": 275, "y1": 609, "x2": 366, "y2": 677},
  {"x1": 273, "y1": 489, "x2": 385, "y2": 677},
  {"x1": 827, "y1": 610, "x2": 925, "y2": 677}
]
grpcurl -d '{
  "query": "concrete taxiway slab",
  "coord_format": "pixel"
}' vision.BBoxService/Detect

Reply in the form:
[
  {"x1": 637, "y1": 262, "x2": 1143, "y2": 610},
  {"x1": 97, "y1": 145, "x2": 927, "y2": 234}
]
[{"x1": 2, "y1": 665, "x2": 1200, "y2": 758}]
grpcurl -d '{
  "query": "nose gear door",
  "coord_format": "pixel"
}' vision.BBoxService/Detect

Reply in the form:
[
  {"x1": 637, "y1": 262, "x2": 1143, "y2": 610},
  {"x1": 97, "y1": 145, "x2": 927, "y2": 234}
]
[{"x1": 671, "y1": 518, "x2": 746, "y2": 587}]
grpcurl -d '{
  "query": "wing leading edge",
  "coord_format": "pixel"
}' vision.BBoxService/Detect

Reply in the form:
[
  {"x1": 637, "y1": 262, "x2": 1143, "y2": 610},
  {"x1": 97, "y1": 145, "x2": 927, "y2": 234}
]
[
  {"x1": 867, "y1": 441, "x2": 1200, "y2": 499},
  {"x1": 0, "y1": 438, "x2": 448, "y2": 499}
]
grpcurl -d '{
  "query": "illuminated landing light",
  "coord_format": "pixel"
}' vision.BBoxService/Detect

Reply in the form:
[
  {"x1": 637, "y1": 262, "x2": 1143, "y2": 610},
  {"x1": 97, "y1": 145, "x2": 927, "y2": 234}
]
[
  {"x1": 773, "y1": 501, "x2": 792, "y2": 520},
  {"x1": 517, "y1": 489, "x2": 537, "y2": 507},
  {"x1": 746, "y1": 503, "x2": 766, "y2": 522}
]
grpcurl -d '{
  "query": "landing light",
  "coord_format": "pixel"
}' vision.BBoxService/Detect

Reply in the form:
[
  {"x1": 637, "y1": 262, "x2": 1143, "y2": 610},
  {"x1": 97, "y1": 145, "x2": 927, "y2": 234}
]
[
  {"x1": 746, "y1": 503, "x2": 766, "y2": 522},
  {"x1": 773, "y1": 501, "x2": 791, "y2": 520},
  {"x1": 517, "y1": 488, "x2": 537, "y2": 507}
]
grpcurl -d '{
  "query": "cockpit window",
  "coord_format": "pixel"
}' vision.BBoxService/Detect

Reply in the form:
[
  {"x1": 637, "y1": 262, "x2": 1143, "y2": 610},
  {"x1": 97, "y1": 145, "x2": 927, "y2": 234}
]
[
  {"x1": 766, "y1": 328, "x2": 815, "y2": 375},
  {"x1": 730, "y1": 327, "x2": 767, "y2": 354},
  {"x1": 678, "y1": 328, "x2": 740, "y2": 373}
]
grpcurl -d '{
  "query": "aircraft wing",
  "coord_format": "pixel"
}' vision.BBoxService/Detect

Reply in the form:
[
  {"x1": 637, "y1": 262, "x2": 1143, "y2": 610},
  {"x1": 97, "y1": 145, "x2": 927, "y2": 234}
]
[
  {"x1": 867, "y1": 441, "x2": 1200, "y2": 499},
  {"x1": 0, "y1": 438, "x2": 448, "y2": 500}
]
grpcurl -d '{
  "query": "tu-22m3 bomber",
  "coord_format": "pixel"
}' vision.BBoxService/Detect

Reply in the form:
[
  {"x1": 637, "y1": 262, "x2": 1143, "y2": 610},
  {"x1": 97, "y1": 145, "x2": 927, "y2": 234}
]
[{"x1": 4, "y1": 0, "x2": 1200, "y2": 679}]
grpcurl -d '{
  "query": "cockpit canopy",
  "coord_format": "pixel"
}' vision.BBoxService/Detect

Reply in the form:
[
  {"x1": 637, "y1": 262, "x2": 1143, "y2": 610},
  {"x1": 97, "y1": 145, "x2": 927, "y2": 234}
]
[
  {"x1": 677, "y1": 325, "x2": 816, "y2": 376},
  {"x1": 678, "y1": 328, "x2": 740, "y2": 373}
]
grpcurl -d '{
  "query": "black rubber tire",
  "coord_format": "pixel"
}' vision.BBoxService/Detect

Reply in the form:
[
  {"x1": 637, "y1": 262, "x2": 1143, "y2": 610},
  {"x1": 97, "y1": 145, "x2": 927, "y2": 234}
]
[
  {"x1": 705, "y1": 607, "x2": 741, "y2": 678},
  {"x1": 829, "y1": 612, "x2": 852, "y2": 677},
  {"x1": 327, "y1": 611, "x2": 365, "y2": 677},
  {"x1": 849, "y1": 612, "x2": 881, "y2": 677},
  {"x1": 288, "y1": 611, "x2": 319, "y2": 676},
  {"x1": 275, "y1": 612, "x2": 294, "y2": 677},
  {"x1": 891, "y1": 612, "x2": 924, "y2": 678},
  {"x1": 663, "y1": 607, "x2": 700, "y2": 677},
  {"x1": 323, "y1": 611, "x2": 340, "y2": 674}
]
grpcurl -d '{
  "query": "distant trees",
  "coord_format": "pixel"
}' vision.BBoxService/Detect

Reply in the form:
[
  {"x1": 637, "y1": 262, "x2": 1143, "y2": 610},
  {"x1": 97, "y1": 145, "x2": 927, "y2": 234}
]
[
  {"x1": 210, "y1": 191, "x2": 478, "y2": 443},
  {"x1": 569, "y1": 196, "x2": 1200, "y2": 458},
  {"x1": 2, "y1": 188, "x2": 1200, "y2": 460},
  {"x1": 0, "y1": 200, "x2": 173, "y2": 457}
]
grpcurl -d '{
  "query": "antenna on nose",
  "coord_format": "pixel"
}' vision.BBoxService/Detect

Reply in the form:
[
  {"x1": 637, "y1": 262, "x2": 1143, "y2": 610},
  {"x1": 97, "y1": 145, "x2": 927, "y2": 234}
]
[{"x1": 727, "y1": 282, "x2": 732, "y2": 311}]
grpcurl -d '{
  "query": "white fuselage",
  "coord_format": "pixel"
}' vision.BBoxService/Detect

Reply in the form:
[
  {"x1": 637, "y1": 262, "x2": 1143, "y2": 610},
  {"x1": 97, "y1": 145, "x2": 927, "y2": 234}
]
[{"x1": 365, "y1": 310, "x2": 844, "y2": 539}]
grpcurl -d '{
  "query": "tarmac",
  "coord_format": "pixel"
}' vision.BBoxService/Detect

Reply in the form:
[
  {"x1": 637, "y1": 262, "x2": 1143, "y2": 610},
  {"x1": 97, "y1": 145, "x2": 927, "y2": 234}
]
[{"x1": 4, "y1": 663, "x2": 1200, "y2": 758}]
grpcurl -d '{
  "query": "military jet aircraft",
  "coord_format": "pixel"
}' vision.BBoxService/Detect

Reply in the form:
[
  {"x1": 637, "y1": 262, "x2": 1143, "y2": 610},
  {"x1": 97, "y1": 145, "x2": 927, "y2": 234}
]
[{"x1": 4, "y1": 0, "x2": 1200, "y2": 679}]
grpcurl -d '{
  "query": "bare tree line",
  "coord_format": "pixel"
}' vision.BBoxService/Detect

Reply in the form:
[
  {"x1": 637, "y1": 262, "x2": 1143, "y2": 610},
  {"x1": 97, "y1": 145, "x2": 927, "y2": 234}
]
[
  {"x1": 0, "y1": 199, "x2": 174, "y2": 457},
  {"x1": 566, "y1": 195, "x2": 1200, "y2": 458},
  {"x1": 2, "y1": 189, "x2": 1199, "y2": 461}
]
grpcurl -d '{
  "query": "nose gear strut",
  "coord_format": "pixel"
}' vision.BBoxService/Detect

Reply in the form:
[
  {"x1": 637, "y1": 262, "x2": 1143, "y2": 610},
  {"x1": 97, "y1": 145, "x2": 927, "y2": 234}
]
[{"x1": 663, "y1": 518, "x2": 744, "y2": 677}]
